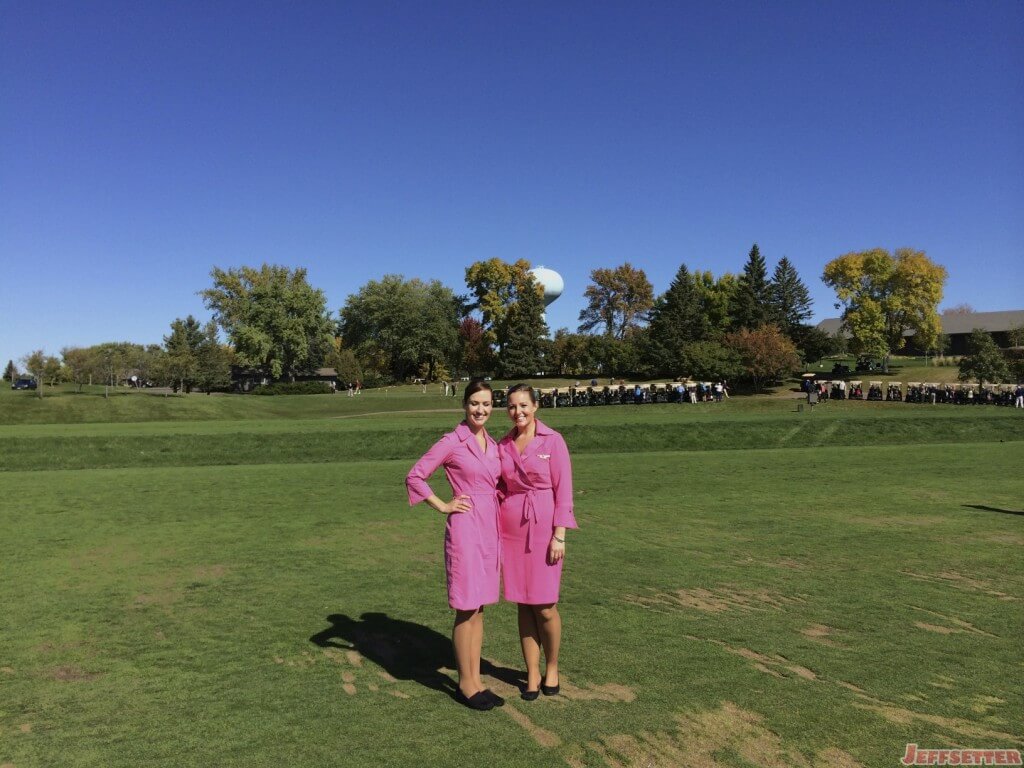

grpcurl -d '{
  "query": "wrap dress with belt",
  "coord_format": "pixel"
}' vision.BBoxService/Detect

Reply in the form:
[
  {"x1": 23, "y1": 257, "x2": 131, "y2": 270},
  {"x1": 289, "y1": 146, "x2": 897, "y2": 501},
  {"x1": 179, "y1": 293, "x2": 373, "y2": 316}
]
[
  {"x1": 498, "y1": 419, "x2": 578, "y2": 605},
  {"x1": 406, "y1": 422, "x2": 501, "y2": 611}
]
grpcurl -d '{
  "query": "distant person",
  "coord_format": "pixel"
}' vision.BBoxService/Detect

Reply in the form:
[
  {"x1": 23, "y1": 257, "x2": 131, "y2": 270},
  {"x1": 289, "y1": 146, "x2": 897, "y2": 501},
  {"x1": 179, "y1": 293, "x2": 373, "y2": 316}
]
[
  {"x1": 405, "y1": 379, "x2": 503, "y2": 712},
  {"x1": 499, "y1": 384, "x2": 577, "y2": 701},
  {"x1": 714, "y1": 382, "x2": 724, "y2": 402},
  {"x1": 1015, "y1": 384, "x2": 1023, "y2": 409}
]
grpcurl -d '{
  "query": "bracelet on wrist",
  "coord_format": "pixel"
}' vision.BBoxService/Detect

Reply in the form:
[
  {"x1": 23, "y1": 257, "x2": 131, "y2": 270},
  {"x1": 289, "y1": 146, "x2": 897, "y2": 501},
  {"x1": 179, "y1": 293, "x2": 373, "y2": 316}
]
[{"x1": 552, "y1": 535, "x2": 565, "y2": 543}]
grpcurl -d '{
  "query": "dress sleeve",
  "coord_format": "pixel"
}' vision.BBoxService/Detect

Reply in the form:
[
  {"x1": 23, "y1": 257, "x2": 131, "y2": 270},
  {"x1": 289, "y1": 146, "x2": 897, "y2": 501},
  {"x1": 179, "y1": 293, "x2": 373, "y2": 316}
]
[
  {"x1": 406, "y1": 435, "x2": 453, "y2": 506},
  {"x1": 549, "y1": 433, "x2": 577, "y2": 529}
]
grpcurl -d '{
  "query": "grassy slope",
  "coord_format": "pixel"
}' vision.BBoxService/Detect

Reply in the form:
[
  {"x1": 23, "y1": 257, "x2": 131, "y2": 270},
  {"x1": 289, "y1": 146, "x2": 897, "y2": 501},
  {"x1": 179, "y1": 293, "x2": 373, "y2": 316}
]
[{"x1": 2, "y1": 390, "x2": 1022, "y2": 766}]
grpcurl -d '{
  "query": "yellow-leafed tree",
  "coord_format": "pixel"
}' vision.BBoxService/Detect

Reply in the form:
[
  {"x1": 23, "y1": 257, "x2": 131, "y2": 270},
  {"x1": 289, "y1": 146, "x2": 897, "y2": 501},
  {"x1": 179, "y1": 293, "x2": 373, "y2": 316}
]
[{"x1": 822, "y1": 248, "x2": 947, "y2": 369}]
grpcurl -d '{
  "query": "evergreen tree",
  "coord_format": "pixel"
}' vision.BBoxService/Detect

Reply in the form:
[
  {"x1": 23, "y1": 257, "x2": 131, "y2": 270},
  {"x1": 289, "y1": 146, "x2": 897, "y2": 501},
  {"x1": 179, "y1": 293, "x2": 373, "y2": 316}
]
[
  {"x1": 195, "y1": 321, "x2": 232, "y2": 394},
  {"x1": 768, "y1": 257, "x2": 813, "y2": 334},
  {"x1": 163, "y1": 315, "x2": 204, "y2": 392},
  {"x1": 645, "y1": 264, "x2": 711, "y2": 376},
  {"x1": 3, "y1": 360, "x2": 16, "y2": 382},
  {"x1": 732, "y1": 243, "x2": 771, "y2": 330},
  {"x1": 499, "y1": 276, "x2": 549, "y2": 377}
]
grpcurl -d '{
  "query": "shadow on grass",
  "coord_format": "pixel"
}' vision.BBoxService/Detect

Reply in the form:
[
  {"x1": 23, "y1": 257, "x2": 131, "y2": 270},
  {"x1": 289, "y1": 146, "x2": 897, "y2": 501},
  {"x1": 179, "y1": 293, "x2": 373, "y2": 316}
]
[
  {"x1": 962, "y1": 504, "x2": 1024, "y2": 517},
  {"x1": 309, "y1": 612, "x2": 524, "y2": 699}
]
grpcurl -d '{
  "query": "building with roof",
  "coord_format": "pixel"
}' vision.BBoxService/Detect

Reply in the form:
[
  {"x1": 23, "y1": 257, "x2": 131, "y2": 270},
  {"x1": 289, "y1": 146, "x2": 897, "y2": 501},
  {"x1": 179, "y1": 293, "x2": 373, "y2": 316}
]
[{"x1": 817, "y1": 310, "x2": 1024, "y2": 355}]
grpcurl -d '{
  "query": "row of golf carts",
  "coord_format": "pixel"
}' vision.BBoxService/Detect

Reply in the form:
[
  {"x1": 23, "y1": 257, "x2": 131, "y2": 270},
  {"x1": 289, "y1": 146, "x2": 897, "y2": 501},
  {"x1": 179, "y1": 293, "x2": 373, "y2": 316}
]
[
  {"x1": 808, "y1": 378, "x2": 1019, "y2": 405},
  {"x1": 491, "y1": 381, "x2": 724, "y2": 408}
]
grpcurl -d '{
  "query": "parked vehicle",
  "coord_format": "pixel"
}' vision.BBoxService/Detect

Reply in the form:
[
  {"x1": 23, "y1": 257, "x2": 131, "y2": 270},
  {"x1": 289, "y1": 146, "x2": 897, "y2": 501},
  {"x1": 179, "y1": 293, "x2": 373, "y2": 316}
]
[{"x1": 12, "y1": 378, "x2": 37, "y2": 390}]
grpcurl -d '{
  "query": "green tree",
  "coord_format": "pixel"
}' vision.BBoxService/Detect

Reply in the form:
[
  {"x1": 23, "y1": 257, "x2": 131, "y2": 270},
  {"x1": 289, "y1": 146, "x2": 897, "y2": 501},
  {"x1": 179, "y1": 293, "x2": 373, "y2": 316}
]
[
  {"x1": 21, "y1": 350, "x2": 46, "y2": 398},
  {"x1": 577, "y1": 263, "x2": 654, "y2": 339},
  {"x1": 499, "y1": 274, "x2": 549, "y2": 377},
  {"x1": 325, "y1": 341, "x2": 364, "y2": 386},
  {"x1": 550, "y1": 329, "x2": 593, "y2": 376},
  {"x1": 822, "y1": 248, "x2": 947, "y2": 370},
  {"x1": 162, "y1": 316, "x2": 204, "y2": 393},
  {"x1": 724, "y1": 324, "x2": 801, "y2": 392},
  {"x1": 195, "y1": 321, "x2": 232, "y2": 394},
  {"x1": 464, "y1": 258, "x2": 534, "y2": 354},
  {"x1": 202, "y1": 264, "x2": 333, "y2": 380},
  {"x1": 339, "y1": 275, "x2": 461, "y2": 382},
  {"x1": 789, "y1": 324, "x2": 837, "y2": 365},
  {"x1": 680, "y1": 341, "x2": 743, "y2": 383},
  {"x1": 588, "y1": 332, "x2": 642, "y2": 379},
  {"x1": 693, "y1": 271, "x2": 737, "y2": 333},
  {"x1": 768, "y1": 257, "x2": 813, "y2": 335},
  {"x1": 958, "y1": 329, "x2": 1010, "y2": 387},
  {"x1": 732, "y1": 244, "x2": 772, "y2": 330},
  {"x1": 2, "y1": 360, "x2": 16, "y2": 382},
  {"x1": 61, "y1": 346, "x2": 94, "y2": 391},
  {"x1": 645, "y1": 264, "x2": 712, "y2": 376}
]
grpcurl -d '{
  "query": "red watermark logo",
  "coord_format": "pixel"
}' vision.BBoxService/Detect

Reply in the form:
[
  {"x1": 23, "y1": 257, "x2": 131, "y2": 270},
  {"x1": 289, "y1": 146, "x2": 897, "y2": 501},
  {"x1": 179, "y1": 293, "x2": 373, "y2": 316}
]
[{"x1": 901, "y1": 744, "x2": 1023, "y2": 765}]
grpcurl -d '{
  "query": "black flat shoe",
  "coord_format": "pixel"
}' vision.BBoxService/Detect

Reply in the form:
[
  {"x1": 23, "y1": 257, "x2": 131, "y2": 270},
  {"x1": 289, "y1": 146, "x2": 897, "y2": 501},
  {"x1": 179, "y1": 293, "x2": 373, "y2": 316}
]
[
  {"x1": 541, "y1": 682, "x2": 560, "y2": 696},
  {"x1": 455, "y1": 688, "x2": 494, "y2": 711},
  {"x1": 482, "y1": 689, "x2": 505, "y2": 707},
  {"x1": 521, "y1": 688, "x2": 540, "y2": 701}
]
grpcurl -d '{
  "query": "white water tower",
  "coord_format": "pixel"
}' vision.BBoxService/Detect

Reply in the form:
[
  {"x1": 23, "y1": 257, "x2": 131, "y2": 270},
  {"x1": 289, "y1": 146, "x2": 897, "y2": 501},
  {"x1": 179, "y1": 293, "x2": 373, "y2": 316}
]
[{"x1": 529, "y1": 266, "x2": 563, "y2": 312}]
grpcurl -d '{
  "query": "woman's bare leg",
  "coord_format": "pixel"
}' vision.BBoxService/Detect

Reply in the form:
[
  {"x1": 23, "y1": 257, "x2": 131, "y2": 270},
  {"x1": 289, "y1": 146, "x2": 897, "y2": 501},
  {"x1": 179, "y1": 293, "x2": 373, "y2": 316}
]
[
  {"x1": 518, "y1": 603, "x2": 542, "y2": 691},
  {"x1": 470, "y1": 608, "x2": 485, "y2": 692},
  {"x1": 532, "y1": 603, "x2": 561, "y2": 686},
  {"x1": 453, "y1": 608, "x2": 483, "y2": 696}
]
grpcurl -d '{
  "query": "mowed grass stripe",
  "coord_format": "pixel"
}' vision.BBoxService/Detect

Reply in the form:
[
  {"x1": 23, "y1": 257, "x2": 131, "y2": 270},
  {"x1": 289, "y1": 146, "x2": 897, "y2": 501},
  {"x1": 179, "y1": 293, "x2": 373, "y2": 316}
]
[{"x1": 2, "y1": 414, "x2": 1021, "y2": 471}]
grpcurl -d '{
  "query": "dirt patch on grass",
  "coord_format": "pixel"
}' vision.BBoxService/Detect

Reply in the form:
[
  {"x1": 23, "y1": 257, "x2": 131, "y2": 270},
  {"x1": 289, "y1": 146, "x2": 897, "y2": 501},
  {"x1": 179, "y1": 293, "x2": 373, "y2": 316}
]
[
  {"x1": 901, "y1": 570, "x2": 1017, "y2": 601},
  {"x1": 501, "y1": 705, "x2": 561, "y2": 748},
  {"x1": 909, "y1": 606, "x2": 997, "y2": 637},
  {"x1": 848, "y1": 514, "x2": 946, "y2": 528},
  {"x1": 684, "y1": 635, "x2": 817, "y2": 681},
  {"x1": 1, "y1": 667, "x2": 14, "y2": 675},
  {"x1": 853, "y1": 700, "x2": 1017, "y2": 742},
  {"x1": 626, "y1": 586, "x2": 805, "y2": 614},
  {"x1": 566, "y1": 701, "x2": 862, "y2": 767},
  {"x1": 18, "y1": 723, "x2": 31, "y2": 733},
  {"x1": 799, "y1": 624, "x2": 843, "y2": 647},
  {"x1": 49, "y1": 665, "x2": 101, "y2": 682}
]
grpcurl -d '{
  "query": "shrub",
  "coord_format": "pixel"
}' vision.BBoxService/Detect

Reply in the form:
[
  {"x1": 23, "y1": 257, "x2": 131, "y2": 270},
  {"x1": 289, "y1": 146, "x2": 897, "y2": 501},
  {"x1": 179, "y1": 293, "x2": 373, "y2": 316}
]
[{"x1": 252, "y1": 381, "x2": 334, "y2": 396}]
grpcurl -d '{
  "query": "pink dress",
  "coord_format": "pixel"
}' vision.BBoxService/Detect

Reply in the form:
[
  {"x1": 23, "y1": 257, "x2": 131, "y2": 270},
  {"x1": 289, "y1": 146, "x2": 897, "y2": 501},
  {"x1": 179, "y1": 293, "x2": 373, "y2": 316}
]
[
  {"x1": 498, "y1": 419, "x2": 578, "y2": 605},
  {"x1": 406, "y1": 422, "x2": 501, "y2": 611}
]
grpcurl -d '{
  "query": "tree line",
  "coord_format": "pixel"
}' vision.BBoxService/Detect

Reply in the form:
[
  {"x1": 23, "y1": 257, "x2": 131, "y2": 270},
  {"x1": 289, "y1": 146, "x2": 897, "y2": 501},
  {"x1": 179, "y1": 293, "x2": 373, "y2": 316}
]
[{"x1": 10, "y1": 245, "x2": 988, "y2": 395}]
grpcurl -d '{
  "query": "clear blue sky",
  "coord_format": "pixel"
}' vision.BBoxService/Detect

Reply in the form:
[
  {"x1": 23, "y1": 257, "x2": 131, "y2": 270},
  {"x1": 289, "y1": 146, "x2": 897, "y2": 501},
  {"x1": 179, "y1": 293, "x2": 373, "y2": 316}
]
[{"x1": 2, "y1": 1, "x2": 1022, "y2": 363}]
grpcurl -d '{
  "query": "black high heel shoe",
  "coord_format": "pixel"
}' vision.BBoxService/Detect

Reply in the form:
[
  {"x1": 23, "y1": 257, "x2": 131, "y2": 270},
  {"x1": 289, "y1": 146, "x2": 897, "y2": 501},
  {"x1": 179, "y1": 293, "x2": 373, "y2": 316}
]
[
  {"x1": 540, "y1": 680, "x2": 560, "y2": 696},
  {"x1": 521, "y1": 687, "x2": 540, "y2": 701},
  {"x1": 455, "y1": 688, "x2": 494, "y2": 711}
]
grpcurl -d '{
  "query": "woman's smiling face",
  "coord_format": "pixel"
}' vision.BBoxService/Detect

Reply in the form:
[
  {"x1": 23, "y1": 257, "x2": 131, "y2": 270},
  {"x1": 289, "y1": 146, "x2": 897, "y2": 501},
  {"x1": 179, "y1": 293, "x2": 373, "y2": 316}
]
[
  {"x1": 507, "y1": 390, "x2": 538, "y2": 431},
  {"x1": 464, "y1": 389, "x2": 493, "y2": 428}
]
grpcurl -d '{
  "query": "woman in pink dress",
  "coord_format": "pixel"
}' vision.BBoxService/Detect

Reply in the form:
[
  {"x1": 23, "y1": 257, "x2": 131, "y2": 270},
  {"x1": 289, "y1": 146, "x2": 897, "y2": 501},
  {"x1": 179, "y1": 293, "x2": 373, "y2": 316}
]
[
  {"x1": 498, "y1": 384, "x2": 578, "y2": 700},
  {"x1": 405, "y1": 379, "x2": 504, "y2": 711}
]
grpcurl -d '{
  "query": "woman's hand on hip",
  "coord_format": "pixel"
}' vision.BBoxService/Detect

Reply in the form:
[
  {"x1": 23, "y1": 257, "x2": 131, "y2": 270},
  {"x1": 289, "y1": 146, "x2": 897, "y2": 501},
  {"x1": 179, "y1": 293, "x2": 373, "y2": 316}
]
[
  {"x1": 547, "y1": 537, "x2": 565, "y2": 565},
  {"x1": 440, "y1": 495, "x2": 472, "y2": 515}
]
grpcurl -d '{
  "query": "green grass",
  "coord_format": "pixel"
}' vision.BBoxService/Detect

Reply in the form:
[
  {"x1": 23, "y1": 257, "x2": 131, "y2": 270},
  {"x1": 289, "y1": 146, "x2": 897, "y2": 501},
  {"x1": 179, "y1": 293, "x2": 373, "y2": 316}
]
[{"x1": 2, "y1": 397, "x2": 1022, "y2": 767}]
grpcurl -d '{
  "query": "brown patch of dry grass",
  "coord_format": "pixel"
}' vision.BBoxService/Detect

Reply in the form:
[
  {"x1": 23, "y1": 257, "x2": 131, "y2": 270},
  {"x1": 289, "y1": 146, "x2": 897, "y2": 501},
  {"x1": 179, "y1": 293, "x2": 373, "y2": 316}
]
[
  {"x1": 799, "y1": 624, "x2": 843, "y2": 647},
  {"x1": 909, "y1": 606, "x2": 997, "y2": 637},
  {"x1": 901, "y1": 570, "x2": 1017, "y2": 601},
  {"x1": 501, "y1": 705, "x2": 561, "y2": 748},
  {"x1": 569, "y1": 701, "x2": 863, "y2": 767}
]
